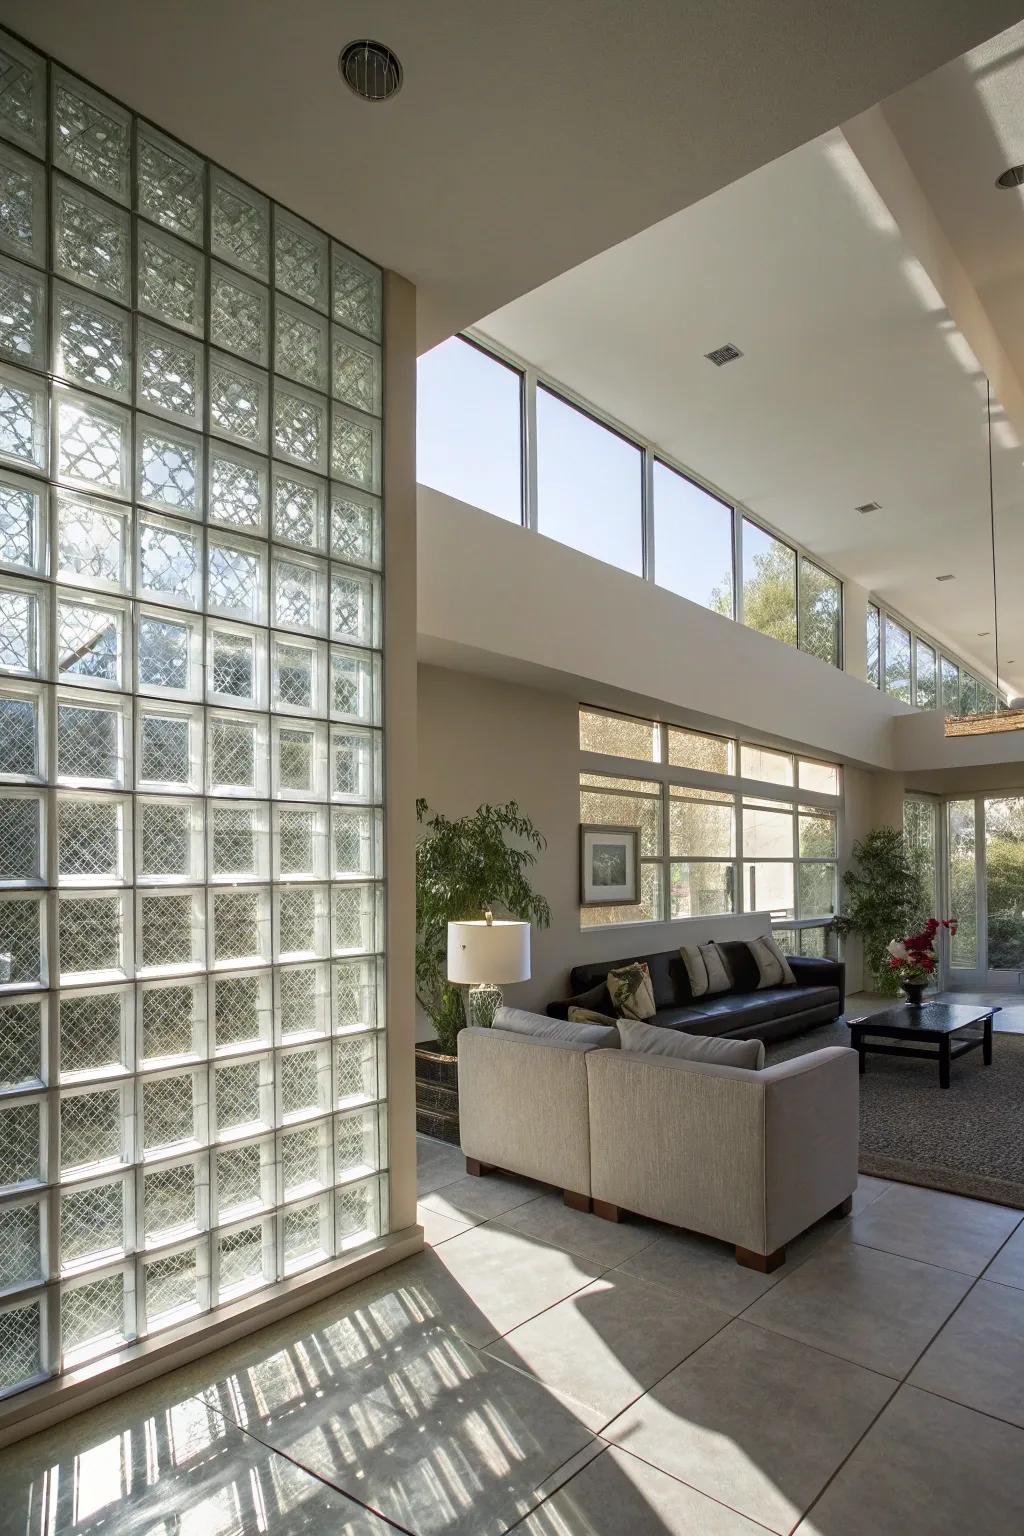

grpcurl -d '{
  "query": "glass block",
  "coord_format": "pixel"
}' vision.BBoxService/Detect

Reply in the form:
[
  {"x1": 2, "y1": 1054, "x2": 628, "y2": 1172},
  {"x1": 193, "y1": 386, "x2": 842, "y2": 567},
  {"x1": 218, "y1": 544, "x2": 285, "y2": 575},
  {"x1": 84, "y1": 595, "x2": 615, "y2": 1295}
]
[
  {"x1": 278, "y1": 1042, "x2": 330, "y2": 1122},
  {"x1": 52, "y1": 175, "x2": 129, "y2": 302},
  {"x1": 276, "y1": 885, "x2": 327, "y2": 962},
  {"x1": 212, "y1": 888, "x2": 270, "y2": 968},
  {"x1": 0, "y1": 791, "x2": 41, "y2": 882},
  {"x1": 0, "y1": 576, "x2": 42, "y2": 675},
  {"x1": 138, "y1": 979, "x2": 205, "y2": 1066},
  {"x1": 0, "y1": 253, "x2": 45, "y2": 370},
  {"x1": 0, "y1": 1096, "x2": 42, "y2": 1186},
  {"x1": 335, "y1": 1104, "x2": 380, "y2": 1183},
  {"x1": 0, "y1": 893, "x2": 43, "y2": 987},
  {"x1": 212, "y1": 971, "x2": 270, "y2": 1054},
  {"x1": 207, "y1": 533, "x2": 266, "y2": 622},
  {"x1": 330, "y1": 566, "x2": 380, "y2": 647},
  {"x1": 137, "y1": 512, "x2": 202, "y2": 610},
  {"x1": 0, "y1": 361, "x2": 46, "y2": 470},
  {"x1": 209, "y1": 262, "x2": 268, "y2": 366},
  {"x1": 55, "y1": 490, "x2": 129, "y2": 589},
  {"x1": 137, "y1": 797, "x2": 203, "y2": 883},
  {"x1": 137, "y1": 124, "x2": 205, "y2": 244},
  {"x1": 137, "y1": 888, "x2": 203, "y2": 975},
  {"x1": 143, "y1": 1157, "x2": 202, "y2": 1244},
  {"x1": 0, "y1": 1295, "x2": 43, "y2": 1393},
  {"x1": 277, "y1": 961, "x2": 329, "y2": 1041},
  {"x1": 272, "y1": 465, "x2": 326, "y2": 552},
  {"x1": 137, "y1": 320, "x2": 203, "y2": 428},
  {"x1": 57, "y1": 694, "x2": 127, "y2": 787},
  {"x1": 332, "y1": 325, "x2": 381, "y2": 415},
  {"x1": 144, "y1": 1243, "x2": 204, "y2": 1329},
  {"x1": 207, "y1": 621, "x2": 266, "y2": 708},
  {"x1": 137, "y1": 609, "x2": 201, "y2": 697},
  {"x1": 275, "y1": 298, "x2": 328, "y2": 391},
  {"x1": 60, "y1": 1176, "x2": 127, "y2": 1269},
  {"x1": 209, "y1": 801, "x2": 268, "y2": 883},
  {"x1": 331, "y1": 244, "x2": 381, "y2": 341},
  {"x1": 217, "y1": 1218, "x2": 273, "y2": 1300},
  {"x1": 331, "y1": 726, "x2": 379, "y2": 803},
  {"x1": 0, "y1": 469, "x2": 43, "y2": 575},
  {"x1": 279, "y1": 1117, "x2": 331, "y2": 1201},
  {"x1": 274, "y1": 805, "x2": 327, "y2": 881},
  {"x1": 275, "y1": 209, "x2": 328, "y2": 313},
  {"x1": 0, "y1": 1196, "x2": 42, "y2": 1291},
  {"x1": 141, "y1": 1069, "x2": 203, "y2": 1155},
  {"x1": 0, "y1": 34, "x2": 46, "y2": 156},
  {"x1": 58, "y1": 892, "x2": 125, "y2": 979},
  {"x1": 135, "y1": 223, "x2": 204, "y2": 339},
  {"x1": 54, "y1": 387, "x2": 130, "y2": 497},
  {"x1": 56, "y1": 591, "x2": 125, "y2": 687},
  {"x1": 214, "y1": 1056, "x2": 271, "y2": 1138},
  {"x1": 332, "y1": 884, "x2": 376, "y2": 958},
  {"x1": 208, "y1": 442, "x2": 268, "y2": 534},
  {"x1": 0, "y1": 994, "x2": 43, "y2": 1089},
  {"x1": 273, "y1": 553, "x2": 327, "y2": 635},
  {"x1": 0, "y1": 141, "x2": 45, "y2": 267},
  {"x1": 59, "y1": 1085, "x2": 124, "y2": 1174},
  {"x1": 335, "y1": 1176, "x2": 380, "y2": 1251},
  {"x1": 331, "y1": 403, "x2": 380, "y2": 493},
  {"x1": 209, "y1": 351, "x2": 268, "y2": 450},
  {"x1": 52, "y1": 281, "x2": 131, "y2": 400},
  {"x1": 332, "y1": 806, "x2": 380, "y2": 881},
  {"x1": 282, "y1": 1195, "x2": 331, "y2": 1275},
  {"x1": 216, "y1": 1137, "x2": 272, "y2": 1220},
  {"x1": 61, "y1": 1268, "x2": 130, "y2": 1363},
  {"x1": 273, "y1": 720, "x2": 325, "y2": 800},
  {"x1": 58, "y1": 987, "x2": 128, "y2": 1079},
  {"x1": 274, "y1": 379, "x2": 328, "y2": 473},
  {"x1": 208, "y1": 712, "x2": 262, "y2": 796},
  {"x1": 331, "y1": 646, "x2": 380, "y2": 725},
  {"x1": 52, "y1": 70, "x2": 131, "y2": 204},
  {"x1": 137, "y1": 704, "x2": 199, "y2": 793},
  {"x1": 136, "y1": 417, "x2": 202, "y2": 519},
  {"x1": 272, "y1": 635, "x2": 325, "y2": 715},
  {"x1": 57, "y1": 794, "x2": 124, "y2": 884},
  {"x1": 0, "y1": 685, "x2": 40, "y2": 779},
  {"x1": 210, "y1": 169, "x2": 269, "y2": 280}
]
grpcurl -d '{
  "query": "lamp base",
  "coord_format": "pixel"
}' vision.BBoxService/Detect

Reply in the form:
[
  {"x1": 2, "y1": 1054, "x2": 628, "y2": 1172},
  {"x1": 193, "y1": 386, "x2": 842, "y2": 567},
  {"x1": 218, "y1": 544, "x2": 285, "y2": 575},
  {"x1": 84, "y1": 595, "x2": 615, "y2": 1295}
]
[{"x1": 468, "y1": 983, "x2": 503, "y2": 1029}]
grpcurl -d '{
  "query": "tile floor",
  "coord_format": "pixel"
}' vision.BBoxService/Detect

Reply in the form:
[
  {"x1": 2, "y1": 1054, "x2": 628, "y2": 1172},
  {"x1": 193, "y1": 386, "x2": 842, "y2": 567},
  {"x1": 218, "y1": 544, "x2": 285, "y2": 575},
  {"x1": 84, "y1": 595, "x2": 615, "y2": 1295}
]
[{"x1": 1, "y1": 1133, "x2": 1022, "y2": 1534}]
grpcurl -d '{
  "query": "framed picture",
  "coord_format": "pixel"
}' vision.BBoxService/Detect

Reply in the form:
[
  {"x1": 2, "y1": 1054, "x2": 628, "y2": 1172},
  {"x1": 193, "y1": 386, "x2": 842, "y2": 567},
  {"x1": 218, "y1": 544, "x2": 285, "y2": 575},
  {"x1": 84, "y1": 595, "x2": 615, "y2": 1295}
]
[{"x1": 580, "y1": 824, "x2": 641, "y2": 907}]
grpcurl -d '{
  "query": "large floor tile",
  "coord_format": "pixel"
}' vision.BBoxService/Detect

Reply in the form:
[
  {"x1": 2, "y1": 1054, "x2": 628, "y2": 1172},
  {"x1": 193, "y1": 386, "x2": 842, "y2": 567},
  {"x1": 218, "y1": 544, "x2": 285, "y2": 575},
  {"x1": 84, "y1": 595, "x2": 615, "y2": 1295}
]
[
  {"x1": 418, "y1": 1200, "x2": 474, "y2": 1246},
  {"x1": 510, "y1": 1444, "x2": 772, "y2": 1534},
  {"x1": 909, "y1": 1279, "x2": 1024, "y2": 1426},
  {"x1": 496, "y1": 1193, "x2": 661, "y2": 1269},
  {"x1": 744, "y1": 1238, "x2": 971, "y2": 1377},
  {"x1": 848, "y1": 1183, "x2": 1022, "y2": 1275},
  {"x1": 794, "y1": 1385, "x2": 1024, "y2": 1535},
  {"x1": 603, "y1": 1319, "x2": 895, "y2": 1534},
  {"x1": 984, "y1": 1220, "x2": 1024, "y2": 1289},
  {"x1": 852, "y1": 1174, "x2": 891, "y2": 1214},
  {"x1": 419, "y1": 1171, "x2": 546, "y2": 1223},
  {"x1": 0, "y1": 1386, "x2": 392, "y2": 1536},
  {"x1": 487, "y1": 1270, "x2": 731, "y2": 1430},
  {"x1": 416, "y1": 1135, "x2": 466, "y2": 1197}
]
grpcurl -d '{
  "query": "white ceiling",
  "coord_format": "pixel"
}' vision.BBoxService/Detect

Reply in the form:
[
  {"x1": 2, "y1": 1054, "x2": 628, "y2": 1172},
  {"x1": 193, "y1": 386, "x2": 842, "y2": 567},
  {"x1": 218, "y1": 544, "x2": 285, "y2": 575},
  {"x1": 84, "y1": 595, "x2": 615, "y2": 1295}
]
[{"x1": 4, "y1": 0, "x2": 1023, "y2": 348}]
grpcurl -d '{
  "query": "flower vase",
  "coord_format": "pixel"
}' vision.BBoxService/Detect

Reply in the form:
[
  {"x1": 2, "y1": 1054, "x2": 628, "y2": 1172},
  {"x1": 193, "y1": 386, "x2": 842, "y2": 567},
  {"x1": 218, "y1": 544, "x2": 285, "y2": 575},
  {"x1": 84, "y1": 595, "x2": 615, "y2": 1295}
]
[{"x1": 902, "y1": 980, "x2": 926, "y2": 1007}]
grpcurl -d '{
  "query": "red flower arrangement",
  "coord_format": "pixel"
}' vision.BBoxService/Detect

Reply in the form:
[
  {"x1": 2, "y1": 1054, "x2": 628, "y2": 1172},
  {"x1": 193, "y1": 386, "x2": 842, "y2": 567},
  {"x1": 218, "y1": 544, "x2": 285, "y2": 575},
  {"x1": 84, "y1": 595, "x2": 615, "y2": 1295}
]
[{"x1": 887, "y1": 917, "x2": 957, "y2": 983}]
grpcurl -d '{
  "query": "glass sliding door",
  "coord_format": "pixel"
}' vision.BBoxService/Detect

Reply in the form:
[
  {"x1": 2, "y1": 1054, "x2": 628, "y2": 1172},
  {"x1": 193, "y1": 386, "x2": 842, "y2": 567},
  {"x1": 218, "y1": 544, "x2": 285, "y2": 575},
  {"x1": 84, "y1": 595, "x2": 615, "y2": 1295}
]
[
  {"x1": 946, "y1": 799, "x2": 979, "y2": 975},
  {"x1": 984, "y1": 797, "x2": 1024, "y2": 976},
  {"x1": 904, "y1": 796, "x2": 938, "y2": 917}
]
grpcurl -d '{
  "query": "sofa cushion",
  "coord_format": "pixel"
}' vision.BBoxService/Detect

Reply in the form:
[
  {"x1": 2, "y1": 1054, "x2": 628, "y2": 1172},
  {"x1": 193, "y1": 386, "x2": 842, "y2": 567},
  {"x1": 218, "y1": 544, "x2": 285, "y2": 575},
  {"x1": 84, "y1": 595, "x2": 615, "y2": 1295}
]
[
  {"x1": 680, "y1": 984, "x2": 839, "y2": 1030},
  {"x1": 607, "y1": 961, "x2": 657, "y2": 1019},
  {"x1": 747, "y1": 935, "x2": 797, "y2": 989},
  {"x1": 492, "y1": 1005, "x2": 619, "y2": 1048},
  {"x1": 617, "y1": 1015, "x2": 765, "y2": 1068}
]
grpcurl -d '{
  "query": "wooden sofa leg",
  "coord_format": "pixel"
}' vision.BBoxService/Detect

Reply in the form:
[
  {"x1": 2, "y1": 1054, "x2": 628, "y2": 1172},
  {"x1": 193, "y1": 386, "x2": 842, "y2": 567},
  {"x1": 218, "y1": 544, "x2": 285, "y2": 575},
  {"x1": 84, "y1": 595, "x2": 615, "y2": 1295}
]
[
  {"x1": 563, "y1": 1190, "x2": 591, "y2": 1212},
  {"x1": 465, "y1": 1157, "x2": 493, "y2": 1177},
  {"x1": 736, "y1": 1244, "x2": 786, "y2": 1273},
  {"x1": 592, "y1": 1200, "x2": 621, "y2": 1223},
  {"x1": 830, "y1": 1195, "x2": 854, "y2": 1219}
]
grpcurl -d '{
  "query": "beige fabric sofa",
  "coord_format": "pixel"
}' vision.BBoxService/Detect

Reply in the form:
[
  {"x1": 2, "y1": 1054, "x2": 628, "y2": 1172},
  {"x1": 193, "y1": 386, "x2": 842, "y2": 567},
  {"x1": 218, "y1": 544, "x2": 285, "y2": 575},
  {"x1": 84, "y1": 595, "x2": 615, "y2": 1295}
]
[{"x1": 457, "y1": 1024, "x2": 858, "y2": 1269}]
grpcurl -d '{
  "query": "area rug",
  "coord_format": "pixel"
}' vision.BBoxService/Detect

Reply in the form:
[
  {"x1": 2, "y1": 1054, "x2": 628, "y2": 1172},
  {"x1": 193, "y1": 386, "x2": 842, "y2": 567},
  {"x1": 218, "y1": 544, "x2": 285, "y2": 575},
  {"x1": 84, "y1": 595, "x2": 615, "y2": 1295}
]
[{"x1": 766, "y1": 1020, "x2": 1024, "y2": 1209}]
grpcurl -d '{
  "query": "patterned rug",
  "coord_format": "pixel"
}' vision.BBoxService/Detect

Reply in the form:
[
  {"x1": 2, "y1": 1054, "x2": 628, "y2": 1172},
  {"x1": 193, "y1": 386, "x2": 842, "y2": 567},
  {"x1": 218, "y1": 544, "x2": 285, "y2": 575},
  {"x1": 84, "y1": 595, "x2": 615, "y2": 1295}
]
[{"x1": 767, "y1": 1019, "x2": 1024, "y2": 1209}]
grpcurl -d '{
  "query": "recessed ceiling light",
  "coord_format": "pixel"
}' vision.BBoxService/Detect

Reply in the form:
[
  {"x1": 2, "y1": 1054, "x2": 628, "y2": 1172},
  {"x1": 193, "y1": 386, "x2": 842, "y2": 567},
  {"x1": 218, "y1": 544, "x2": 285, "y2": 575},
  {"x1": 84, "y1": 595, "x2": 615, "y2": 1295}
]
[
  {"x1": 338, "y1": 39, "x2": 403, "y2": 101},
  {"x1": 935, "y1": 573, "x2": 955, "y2": 581},
  {"x1": 704, "y1": 343, "x2": 743, "y2": 367},
  {"x1": 855, "y1": 501, "x2": 881, "y2": 514},
  {"x1": 997, "y1": 165, "x2": 1024, "y2": 189}
]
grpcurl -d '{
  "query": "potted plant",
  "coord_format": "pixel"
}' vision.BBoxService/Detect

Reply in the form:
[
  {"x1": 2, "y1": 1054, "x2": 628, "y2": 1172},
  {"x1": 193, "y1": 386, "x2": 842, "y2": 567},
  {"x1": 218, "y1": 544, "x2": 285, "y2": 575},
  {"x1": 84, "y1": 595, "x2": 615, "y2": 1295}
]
[
  {"x1": 831, "y1": 827, "x2": 930, "y2": 993},
  {"x1": 415, "y1": 799, "x2": 551, "y2": 1143},
  {"x1": 887, "y1": 917, "x2": 957, "y2": 1005}
]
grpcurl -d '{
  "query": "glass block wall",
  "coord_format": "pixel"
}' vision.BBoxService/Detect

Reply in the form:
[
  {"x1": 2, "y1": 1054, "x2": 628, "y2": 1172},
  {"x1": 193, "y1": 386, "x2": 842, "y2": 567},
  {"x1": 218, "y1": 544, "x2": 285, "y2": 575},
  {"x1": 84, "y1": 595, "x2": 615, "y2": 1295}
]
[{"x1": 0, "y1": 29, "x2": 388, "y2": 1399}]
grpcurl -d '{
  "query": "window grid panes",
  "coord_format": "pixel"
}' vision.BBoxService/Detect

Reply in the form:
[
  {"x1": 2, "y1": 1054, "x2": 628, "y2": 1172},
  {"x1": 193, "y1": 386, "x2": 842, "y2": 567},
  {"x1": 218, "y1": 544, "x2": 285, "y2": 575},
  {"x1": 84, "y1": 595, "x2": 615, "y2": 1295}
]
[
  {"x1": 868, "y1": 602, "x2": 998, "y2": 717},
  {"x1": 0, "y1": 32, "x2": 387, "y2": 1401}
]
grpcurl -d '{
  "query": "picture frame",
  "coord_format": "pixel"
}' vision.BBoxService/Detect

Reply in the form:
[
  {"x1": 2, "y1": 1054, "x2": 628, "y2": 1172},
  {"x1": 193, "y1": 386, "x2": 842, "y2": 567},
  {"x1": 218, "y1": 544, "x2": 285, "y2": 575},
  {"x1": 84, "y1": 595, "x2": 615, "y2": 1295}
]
[{"x1": 579, "y1": 824, "x2": 641, "y2": 907}]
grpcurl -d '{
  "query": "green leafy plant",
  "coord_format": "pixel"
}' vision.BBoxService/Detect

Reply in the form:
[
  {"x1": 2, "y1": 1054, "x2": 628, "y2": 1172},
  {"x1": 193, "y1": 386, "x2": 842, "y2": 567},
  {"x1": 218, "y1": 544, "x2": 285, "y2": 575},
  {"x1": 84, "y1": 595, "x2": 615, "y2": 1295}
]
[
  {"x1": 831, "y1": 827, "x2": 925, "y2": 992},
  {"x1": 416, "y1": 799, "x2": 551, "y2": 1054}
]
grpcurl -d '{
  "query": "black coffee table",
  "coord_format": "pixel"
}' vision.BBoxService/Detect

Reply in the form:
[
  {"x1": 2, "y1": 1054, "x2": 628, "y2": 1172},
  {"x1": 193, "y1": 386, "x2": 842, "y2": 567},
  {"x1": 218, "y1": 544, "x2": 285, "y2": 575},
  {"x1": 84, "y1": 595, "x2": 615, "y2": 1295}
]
[{"x1": 847, "y1": 1003, "x2": 998, "y2": 1089}]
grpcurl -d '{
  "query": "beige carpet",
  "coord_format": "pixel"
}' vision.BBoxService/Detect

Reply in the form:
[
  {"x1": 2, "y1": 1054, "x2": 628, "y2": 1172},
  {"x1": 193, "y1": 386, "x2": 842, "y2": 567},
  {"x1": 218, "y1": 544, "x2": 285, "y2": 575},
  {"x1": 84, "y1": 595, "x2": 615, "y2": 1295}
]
[{"x1": 768, "y1": 1020, "x2": 1024, "y2": 1209}]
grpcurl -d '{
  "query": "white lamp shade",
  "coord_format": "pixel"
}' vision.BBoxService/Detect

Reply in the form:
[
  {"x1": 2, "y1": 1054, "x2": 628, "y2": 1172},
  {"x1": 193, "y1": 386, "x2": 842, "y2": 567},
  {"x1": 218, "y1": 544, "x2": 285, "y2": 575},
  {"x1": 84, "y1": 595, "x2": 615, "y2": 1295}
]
[{"x1": 447, "y1": 920, "x2": 531, "y2": 985}]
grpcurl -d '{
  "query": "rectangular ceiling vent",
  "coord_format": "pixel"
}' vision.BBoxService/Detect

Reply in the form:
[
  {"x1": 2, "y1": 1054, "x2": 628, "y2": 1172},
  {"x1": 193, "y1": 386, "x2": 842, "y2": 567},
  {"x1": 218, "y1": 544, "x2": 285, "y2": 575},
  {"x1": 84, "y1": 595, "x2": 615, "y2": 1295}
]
[
  {"x1": 855, "y1": 501, "x2": 881, "y2": 514},
  {"x1": 704, "y1": 342, "x2": 743, "y2": 367}
]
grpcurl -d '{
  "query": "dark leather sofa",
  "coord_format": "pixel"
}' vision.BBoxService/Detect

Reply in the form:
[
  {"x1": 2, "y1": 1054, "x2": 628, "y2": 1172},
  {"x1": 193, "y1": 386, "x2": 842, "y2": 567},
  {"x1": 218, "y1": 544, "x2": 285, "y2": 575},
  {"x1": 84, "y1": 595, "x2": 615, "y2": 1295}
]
[{"x1": 548, "y1": 941, "x2": 844, "y2": 1045}]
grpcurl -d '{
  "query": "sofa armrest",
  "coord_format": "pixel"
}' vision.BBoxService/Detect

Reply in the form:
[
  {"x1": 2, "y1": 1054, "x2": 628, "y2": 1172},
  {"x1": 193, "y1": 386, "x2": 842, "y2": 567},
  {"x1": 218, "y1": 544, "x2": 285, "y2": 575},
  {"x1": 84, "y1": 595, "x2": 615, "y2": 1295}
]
[
  {"x1": 546, "y1": 978, "x2": 612, "y2": 1021},
  {"x1": 787, "y1": 954, "x2": 845, "y2": 1011}
]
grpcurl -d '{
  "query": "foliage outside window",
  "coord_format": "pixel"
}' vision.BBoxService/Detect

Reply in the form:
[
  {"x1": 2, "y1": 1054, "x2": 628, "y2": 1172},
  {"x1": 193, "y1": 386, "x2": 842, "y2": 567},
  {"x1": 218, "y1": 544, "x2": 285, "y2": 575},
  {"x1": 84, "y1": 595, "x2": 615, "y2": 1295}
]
[
  {"x1": 799, "y1": 557, "x2": 841, "y2": 666},
  {"x1": 884, "y1": 617, "x2": 912, "y2": 702},
  {"x1": 737, "y1": 519, "x2": 797, "y2": 648},
  {"x1": 867, "y1": 603, "x2": 880, "y2": 687},
  {"x1": 914, "y1": 640, "x2": 936, "y2": 709}
]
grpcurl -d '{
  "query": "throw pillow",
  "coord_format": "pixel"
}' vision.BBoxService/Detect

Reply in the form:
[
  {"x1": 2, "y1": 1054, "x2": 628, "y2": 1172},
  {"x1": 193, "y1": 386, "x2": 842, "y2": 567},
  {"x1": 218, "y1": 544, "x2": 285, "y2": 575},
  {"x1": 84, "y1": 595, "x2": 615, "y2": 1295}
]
[
  {"x1": 761, "y1": 932, "x2": 797, "y2": 985},
  {"x1": 606, "y1": 961, "x2": 657, "y2": 1020},
  {"x1": 681, "y1": 943, "x2": 710, "y2": 996},
  {"x1": 568, "y1": 1005, "x2": 620, "y2": 1026},
  {"x1": 680, "y1": 942, "x2": 733, "y2": 997},
  {"x1": 747, "y1": 935, "x2": 797, "y2": 989},
  {"x1": 617, "y1": 1016, "x2": 765, "y2": 1069}
]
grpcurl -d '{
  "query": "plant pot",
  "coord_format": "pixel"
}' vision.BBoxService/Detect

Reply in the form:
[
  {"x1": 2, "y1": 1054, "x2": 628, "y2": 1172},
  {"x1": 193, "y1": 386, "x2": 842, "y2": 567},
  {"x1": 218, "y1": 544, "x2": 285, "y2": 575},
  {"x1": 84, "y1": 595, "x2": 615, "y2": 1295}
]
[
  {"x1": 415, "y1": 1046, "x2": 460, "y2": 1145},
  {"x1": 902, "y1": 981, "x2": 926, "y2": 1007}
]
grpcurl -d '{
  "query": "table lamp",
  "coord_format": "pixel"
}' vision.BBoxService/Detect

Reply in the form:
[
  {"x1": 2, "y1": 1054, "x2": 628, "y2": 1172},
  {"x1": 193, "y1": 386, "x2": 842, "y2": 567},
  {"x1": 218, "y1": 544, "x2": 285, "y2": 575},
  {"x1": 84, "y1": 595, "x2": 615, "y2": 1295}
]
[{"x1": 447, "y1": 911, "x2": 531, "y2": 1029}]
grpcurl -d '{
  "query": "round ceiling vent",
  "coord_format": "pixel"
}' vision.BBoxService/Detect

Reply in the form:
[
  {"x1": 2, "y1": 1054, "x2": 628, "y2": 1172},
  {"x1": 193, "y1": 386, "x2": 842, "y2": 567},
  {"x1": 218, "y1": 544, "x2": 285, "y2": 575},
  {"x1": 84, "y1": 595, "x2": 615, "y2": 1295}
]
[
  {"x1": 996, "y1": 164, "x2": 1024, "y2": 189},
  {"x1": 339, "y1": 40, "x2": 403, "y2": 102}
]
